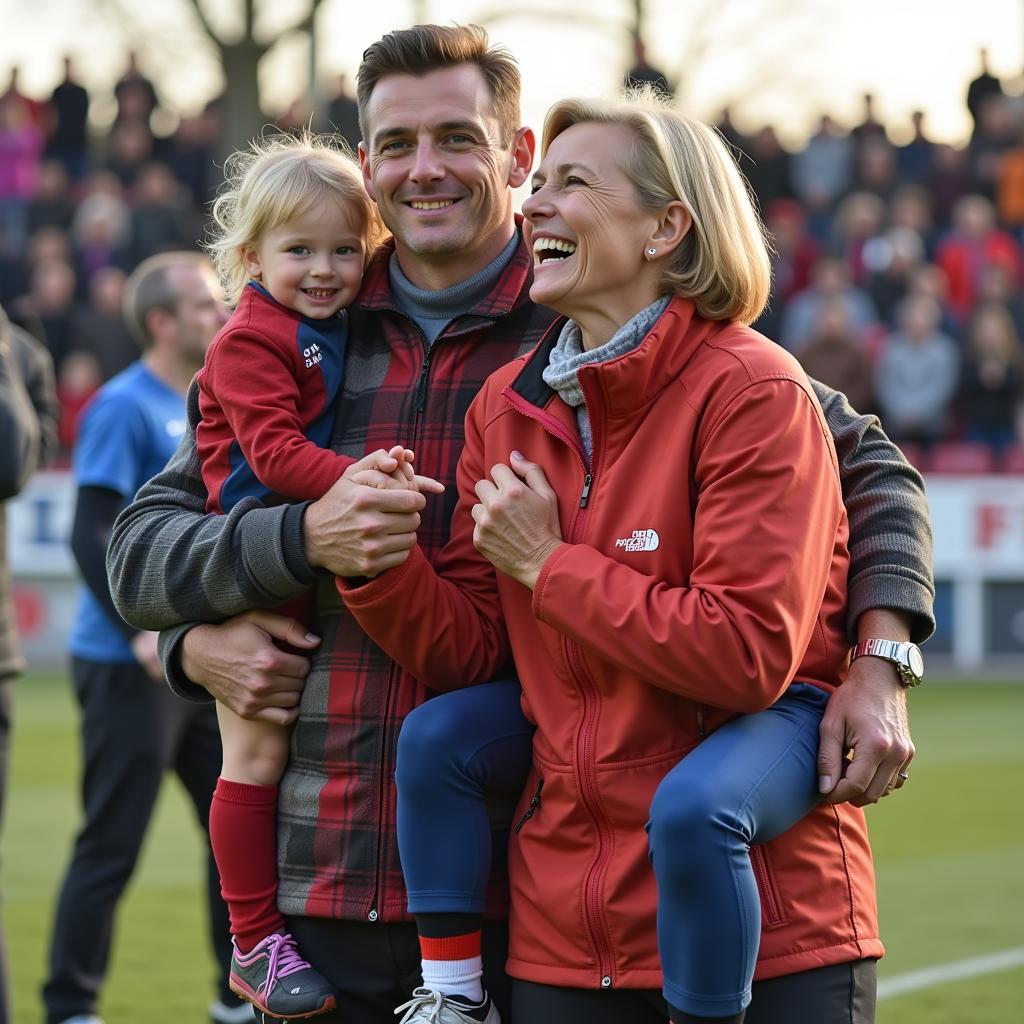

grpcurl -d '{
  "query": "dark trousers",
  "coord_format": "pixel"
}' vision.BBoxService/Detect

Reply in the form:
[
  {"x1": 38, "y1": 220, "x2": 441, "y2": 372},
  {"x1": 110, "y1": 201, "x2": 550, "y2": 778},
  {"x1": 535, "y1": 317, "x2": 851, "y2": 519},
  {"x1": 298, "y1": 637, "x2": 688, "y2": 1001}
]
[
  {"x1": 282, "y1": 917, "x2": 511, "y2": 1024},
  {"x1": 42, "y1": 657, "x2": 234, "y2": 1024},
  {"x1": 0, "y1": 676, "x2": 12, "y2": 1024},
  {"x1": 511, "y1": 960, "x2": 877, "y2": 1023}
]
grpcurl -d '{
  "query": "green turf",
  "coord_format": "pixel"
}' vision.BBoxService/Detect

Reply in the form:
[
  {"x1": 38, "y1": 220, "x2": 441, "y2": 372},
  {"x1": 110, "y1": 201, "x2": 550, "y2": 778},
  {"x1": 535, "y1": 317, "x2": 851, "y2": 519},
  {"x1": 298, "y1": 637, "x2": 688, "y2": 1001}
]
[{"x1": 3, "y1": 676, "x2": 1022, "y2": 1023}]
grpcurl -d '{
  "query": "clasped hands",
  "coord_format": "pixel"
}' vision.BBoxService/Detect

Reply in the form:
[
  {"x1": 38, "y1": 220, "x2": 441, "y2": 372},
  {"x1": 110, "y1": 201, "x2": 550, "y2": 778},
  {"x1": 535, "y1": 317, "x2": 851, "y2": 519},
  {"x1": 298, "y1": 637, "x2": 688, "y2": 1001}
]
[{"x1": 304, "y1": 446, "x2": 562, "y2": 588}]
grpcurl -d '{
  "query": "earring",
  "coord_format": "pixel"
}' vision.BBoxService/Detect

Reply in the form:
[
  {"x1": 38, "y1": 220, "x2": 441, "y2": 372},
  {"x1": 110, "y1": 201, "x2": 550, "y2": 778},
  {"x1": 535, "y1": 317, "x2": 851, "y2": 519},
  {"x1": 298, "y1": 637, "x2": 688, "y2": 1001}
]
[{"x1": 646, "y1": 247, "x2": 657, "y2": 259}]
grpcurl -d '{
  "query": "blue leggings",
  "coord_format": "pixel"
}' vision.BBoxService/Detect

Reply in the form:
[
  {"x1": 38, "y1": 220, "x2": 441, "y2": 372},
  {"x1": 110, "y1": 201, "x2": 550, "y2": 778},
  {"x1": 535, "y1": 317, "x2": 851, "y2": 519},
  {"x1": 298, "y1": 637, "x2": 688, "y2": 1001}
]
[{"x1": 395, "y1": 680, "x2": 827, "y2": 1018}]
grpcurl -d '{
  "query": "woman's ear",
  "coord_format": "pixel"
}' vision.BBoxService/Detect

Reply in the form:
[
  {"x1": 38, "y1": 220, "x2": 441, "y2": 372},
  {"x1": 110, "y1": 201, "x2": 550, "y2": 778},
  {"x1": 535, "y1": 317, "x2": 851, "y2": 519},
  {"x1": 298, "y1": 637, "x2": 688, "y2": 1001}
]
[{"x1": 648, "y1": 201, "x2": 692, "y2": 258}]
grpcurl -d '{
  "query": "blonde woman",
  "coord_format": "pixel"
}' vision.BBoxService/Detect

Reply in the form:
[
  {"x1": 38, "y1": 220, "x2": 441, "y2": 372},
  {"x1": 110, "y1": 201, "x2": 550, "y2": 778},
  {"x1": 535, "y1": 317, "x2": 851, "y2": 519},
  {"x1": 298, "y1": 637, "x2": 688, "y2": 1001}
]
[{"x1": 344, "y1": 92, "x2": 884, "y2": 1024}]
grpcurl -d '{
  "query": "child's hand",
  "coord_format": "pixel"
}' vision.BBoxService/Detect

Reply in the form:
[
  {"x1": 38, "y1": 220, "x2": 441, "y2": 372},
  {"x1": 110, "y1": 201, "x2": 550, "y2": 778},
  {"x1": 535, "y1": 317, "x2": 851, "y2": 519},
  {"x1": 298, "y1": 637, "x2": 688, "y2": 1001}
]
[{"x1": 345, "y1": 446, "x2": 444, "y2": 494}]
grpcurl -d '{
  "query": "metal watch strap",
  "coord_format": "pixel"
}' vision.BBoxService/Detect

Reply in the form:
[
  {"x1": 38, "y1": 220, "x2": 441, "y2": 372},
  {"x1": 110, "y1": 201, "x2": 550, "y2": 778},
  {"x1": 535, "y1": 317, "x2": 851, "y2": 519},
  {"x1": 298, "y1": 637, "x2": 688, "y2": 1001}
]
[{"x1": 851, "y1": 638, "x2": 923, "y2": 686}]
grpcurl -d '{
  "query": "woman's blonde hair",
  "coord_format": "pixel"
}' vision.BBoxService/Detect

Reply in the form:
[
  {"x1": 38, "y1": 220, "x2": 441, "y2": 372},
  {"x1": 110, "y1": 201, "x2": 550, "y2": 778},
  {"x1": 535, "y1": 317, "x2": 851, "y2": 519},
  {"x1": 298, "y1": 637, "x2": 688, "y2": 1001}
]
[
  {"x1": 541, "y1": 90, "x2": 771, "y2": 325},
  {"x1": 207, "y1": 131, "x2": 384, "y2": 304}
]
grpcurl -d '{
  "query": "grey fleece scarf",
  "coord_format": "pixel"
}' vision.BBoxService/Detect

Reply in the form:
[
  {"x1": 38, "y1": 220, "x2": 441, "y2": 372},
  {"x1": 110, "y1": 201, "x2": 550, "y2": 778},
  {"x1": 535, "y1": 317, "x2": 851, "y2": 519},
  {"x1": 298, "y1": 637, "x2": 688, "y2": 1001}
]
[{"x1": 542, "y1": 295, "x2": 671, "y2": 463}]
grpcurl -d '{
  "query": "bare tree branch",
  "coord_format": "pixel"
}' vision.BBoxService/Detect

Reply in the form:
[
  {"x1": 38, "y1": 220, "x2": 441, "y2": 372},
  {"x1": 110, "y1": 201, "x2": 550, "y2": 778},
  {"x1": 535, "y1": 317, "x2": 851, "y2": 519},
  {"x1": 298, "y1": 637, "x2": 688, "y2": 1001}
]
[{"x1": 182, "y1": 0, "x2": 221, "y2": 45}]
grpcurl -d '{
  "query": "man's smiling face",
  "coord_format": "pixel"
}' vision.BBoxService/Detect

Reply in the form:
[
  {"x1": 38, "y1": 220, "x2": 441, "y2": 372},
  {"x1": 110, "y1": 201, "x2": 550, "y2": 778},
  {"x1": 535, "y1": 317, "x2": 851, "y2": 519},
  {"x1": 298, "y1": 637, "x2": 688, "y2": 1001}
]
[{"x1": 359, "y1": 63, "x2": 532, "y2": 288}]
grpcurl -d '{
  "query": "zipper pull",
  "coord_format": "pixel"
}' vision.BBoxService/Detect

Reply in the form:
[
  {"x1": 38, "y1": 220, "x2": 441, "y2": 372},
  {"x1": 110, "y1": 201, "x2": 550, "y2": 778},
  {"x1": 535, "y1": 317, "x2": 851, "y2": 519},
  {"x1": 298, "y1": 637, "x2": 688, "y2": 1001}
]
[
  {"x1": 514, "y1": 778, "x2": 544, "y2": 833},
  {"x1": 414, "y1": 356, "x2": 430, "y2": 412},
  {"x1": 579, "y1": 473, "x2": 592, "y2": 509}
]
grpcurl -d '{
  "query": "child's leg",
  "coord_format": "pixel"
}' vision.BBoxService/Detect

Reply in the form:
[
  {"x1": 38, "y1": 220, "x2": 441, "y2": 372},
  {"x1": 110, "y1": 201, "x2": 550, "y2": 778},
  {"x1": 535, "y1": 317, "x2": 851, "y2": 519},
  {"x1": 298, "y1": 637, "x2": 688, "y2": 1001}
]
[
  {"x1": 396, "y1": 679, "x2": 534, "y2": 1008},
  {"x1": 646, "y1": 683, "x2": 829, "y2": 1023},
  {"x1": 212, "y1": 702, "x2": 337, "y2": 1018},
  {"x1": 212, "y1": 702, "x2": 291, "y2": 950}
]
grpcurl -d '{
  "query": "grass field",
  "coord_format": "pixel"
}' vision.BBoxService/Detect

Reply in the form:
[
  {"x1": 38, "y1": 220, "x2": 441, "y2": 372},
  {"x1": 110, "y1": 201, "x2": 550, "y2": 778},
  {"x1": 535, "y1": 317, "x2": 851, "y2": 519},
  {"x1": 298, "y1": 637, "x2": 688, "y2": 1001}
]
[{"x1": 4, "y1": 675, "x2": 1023, "y2": 1024}]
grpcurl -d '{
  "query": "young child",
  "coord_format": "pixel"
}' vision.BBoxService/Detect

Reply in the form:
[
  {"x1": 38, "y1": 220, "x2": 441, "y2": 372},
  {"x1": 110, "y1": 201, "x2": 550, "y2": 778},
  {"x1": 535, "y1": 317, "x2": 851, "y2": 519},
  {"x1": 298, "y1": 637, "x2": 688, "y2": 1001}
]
[{"x1": 200, "y1": 133, "x2": 437, "y2": 1020}]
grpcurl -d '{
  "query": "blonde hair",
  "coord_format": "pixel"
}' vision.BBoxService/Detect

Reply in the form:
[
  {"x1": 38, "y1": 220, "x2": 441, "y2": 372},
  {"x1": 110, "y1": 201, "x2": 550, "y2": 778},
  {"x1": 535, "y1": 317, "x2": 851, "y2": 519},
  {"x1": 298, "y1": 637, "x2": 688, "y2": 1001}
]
[
  {"x1": 541, "y1": 90, "x2": 771, "y2": 325},
  {"x1": 207, "y1": 132, "x2": 384, "y2": 304}
]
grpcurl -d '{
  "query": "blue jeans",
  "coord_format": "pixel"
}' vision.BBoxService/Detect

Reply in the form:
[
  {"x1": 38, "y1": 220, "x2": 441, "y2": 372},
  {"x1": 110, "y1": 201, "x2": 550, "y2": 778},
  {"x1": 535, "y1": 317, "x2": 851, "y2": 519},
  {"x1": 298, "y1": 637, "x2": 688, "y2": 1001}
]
[{"x1": 395, "y1": 680, "x2": 826, "y2": 1017}]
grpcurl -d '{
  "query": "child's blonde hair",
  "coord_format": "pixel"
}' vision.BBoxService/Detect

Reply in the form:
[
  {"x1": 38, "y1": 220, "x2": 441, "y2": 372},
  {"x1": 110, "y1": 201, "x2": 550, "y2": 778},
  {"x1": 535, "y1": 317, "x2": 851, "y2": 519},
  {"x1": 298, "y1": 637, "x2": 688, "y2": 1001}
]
[{"x1": 208, "y1": 131, "x2": 385, "y2": 304}]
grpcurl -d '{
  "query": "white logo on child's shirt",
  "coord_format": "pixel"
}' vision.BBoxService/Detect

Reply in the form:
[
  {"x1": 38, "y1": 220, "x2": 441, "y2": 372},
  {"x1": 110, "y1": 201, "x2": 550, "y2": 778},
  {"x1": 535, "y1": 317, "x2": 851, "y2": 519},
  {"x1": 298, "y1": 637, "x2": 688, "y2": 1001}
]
[{"x1": 303, "y1": 343, "x2": 323, "y2": 368}]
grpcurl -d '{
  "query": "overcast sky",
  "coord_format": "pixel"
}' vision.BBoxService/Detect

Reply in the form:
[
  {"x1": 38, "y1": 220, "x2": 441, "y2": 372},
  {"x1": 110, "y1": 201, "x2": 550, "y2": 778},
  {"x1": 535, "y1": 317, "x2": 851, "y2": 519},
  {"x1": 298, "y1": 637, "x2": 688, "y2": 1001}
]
[{"x1": 3, "y1": 0, "x2": 1022, "y2": 147}]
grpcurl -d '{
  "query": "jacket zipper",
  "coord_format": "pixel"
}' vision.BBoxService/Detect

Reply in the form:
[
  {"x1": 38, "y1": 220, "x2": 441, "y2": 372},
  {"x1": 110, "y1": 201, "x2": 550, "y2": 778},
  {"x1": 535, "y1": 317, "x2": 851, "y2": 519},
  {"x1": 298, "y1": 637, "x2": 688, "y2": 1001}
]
[
  {"x1": 513, "y1": 777, "x2": 544, "y2": 833},
  {"x1": 504, "y1": 375, "x2": 617, "y2": 986}
]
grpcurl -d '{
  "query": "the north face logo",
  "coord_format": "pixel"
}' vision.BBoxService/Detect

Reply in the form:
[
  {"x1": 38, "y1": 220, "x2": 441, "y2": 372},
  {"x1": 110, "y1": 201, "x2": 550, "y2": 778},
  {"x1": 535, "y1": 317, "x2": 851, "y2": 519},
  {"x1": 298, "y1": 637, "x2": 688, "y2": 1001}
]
[{"x1": 614, "y1": 529, "x2": 660, "y2": 552}]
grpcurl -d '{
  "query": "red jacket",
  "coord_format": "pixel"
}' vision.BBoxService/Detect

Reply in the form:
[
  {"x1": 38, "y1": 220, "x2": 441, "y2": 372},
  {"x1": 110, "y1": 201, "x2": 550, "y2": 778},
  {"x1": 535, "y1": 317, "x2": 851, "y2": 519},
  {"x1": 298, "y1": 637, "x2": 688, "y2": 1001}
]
[{"x1": 343, "y1": 297, "x2": 882, "y2": 987}]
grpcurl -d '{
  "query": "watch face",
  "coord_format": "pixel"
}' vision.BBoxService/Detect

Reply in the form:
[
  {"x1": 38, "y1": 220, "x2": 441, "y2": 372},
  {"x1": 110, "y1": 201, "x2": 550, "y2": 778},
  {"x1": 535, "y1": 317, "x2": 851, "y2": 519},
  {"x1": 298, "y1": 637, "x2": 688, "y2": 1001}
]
[{"x1": 907, "y1": 644, "x2": 924, "y2": 679}]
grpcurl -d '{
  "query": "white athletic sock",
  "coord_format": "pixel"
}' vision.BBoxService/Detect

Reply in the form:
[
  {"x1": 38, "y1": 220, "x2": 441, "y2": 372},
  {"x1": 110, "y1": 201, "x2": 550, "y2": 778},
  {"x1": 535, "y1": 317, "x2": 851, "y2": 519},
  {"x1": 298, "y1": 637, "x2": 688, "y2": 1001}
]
[{"x1": 420, "y1": 955, "x2": 485, "y2": 1003}]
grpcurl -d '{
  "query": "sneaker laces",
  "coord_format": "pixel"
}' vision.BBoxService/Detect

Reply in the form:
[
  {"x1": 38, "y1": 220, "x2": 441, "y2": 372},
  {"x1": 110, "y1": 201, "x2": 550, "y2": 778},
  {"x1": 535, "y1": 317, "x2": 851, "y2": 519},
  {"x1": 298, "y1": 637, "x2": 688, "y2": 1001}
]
[
  {"x1": 394, "y1": 988, "x2": 447, "y2": 1023},
  {"x1": 262, "y1": 932, "x2": 314, "y2": 990}
]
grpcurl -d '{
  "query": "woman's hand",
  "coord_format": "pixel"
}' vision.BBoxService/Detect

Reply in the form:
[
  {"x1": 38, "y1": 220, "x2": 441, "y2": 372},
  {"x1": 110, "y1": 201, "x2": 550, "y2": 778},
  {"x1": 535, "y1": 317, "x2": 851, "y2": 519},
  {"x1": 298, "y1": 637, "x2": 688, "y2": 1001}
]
[{"x1": 472, "y1": 450, "x2": 563, "y2": 589}]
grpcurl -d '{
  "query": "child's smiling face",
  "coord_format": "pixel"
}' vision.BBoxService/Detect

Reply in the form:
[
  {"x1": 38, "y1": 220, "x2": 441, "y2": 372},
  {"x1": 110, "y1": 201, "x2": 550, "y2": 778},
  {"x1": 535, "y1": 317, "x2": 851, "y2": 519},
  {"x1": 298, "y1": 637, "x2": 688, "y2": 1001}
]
[{"x1": 242, "y1": 197, "x2": 366, "y2": 319}]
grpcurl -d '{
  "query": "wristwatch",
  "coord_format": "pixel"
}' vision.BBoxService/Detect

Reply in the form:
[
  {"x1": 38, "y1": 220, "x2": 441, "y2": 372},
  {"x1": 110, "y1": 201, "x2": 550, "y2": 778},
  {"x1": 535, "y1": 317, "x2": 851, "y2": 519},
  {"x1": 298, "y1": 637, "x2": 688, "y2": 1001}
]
[{"x1": 851, "y1": 638, "x2": 924, "y2": 687}]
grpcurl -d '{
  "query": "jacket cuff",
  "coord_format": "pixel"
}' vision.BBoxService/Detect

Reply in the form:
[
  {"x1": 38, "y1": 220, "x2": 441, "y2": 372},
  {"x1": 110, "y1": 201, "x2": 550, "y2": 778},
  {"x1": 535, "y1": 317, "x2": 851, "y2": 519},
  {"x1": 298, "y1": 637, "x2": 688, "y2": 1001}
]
[
  {"x1": 158, "y1": 623, "x2": 215, "y2": 703},
  {"x1": 847, "y1": 568, "x2": 936, "y2": 644},
  {"x1": 338, "y1": 546, "x2": 421, "y2": 606},
  {"x1": 283, "y1": 501, "x2": 322, "y2": 585},
  {"x1": 531, "y1": 542, "x2": 573, "y2": 624}
]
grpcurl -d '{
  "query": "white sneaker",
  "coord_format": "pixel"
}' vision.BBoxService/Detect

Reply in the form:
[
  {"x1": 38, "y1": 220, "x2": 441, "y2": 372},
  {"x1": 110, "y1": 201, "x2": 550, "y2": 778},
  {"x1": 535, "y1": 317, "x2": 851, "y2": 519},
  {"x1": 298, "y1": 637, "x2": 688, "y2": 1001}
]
[
  {"x1": 394, "y1": 987, "x2": 500, "y2": 1024},
  {"x1": 209, "y1": 998, "x2": 256, "y2": 1023},
  {"x1": 57, "y1": 1017, "x2": 104, "y2": 1024}
]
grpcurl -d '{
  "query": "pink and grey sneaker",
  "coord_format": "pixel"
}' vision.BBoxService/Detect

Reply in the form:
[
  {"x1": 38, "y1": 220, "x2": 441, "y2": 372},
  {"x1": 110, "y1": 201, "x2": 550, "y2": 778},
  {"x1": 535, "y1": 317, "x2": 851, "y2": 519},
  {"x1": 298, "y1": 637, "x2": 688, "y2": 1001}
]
[{"x1": 229, "y1": 931, "x2": 337, "y2": 1020}]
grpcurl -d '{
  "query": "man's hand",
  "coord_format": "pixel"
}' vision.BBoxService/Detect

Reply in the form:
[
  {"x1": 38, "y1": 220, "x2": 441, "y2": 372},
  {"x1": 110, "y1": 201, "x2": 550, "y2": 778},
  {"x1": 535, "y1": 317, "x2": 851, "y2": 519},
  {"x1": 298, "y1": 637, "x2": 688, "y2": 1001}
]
[
  {"x1": 472, "y1": 451, "x2": 563, "y2": 590},
  {"x1": 303, "y1": 448, "x2": 444, "y2": 578},
  {"x1": 818, "y1": 610, "x2": 915, "y2": 806},
  {"x1": 130, "y1": 630, "x2": 165, "y2": 684},
  {"x1": 180, "y1": 610, "x2": 319, "y2": 726}
]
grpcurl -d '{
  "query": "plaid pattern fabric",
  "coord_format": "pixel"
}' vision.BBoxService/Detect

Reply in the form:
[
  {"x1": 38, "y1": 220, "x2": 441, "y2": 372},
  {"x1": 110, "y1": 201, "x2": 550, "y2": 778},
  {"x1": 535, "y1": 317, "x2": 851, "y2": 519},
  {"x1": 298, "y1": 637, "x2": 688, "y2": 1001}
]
[{"x1": 278, "y1": 231, "x2": 558, "y2": 919}]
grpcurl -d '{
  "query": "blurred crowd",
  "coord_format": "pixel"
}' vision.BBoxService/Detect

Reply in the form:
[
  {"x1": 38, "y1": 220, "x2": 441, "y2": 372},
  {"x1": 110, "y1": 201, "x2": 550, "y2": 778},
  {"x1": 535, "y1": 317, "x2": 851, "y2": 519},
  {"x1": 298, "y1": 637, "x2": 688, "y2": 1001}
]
[{"x1": 2, "y1": 48, "x2": 1024, "y2": 471}]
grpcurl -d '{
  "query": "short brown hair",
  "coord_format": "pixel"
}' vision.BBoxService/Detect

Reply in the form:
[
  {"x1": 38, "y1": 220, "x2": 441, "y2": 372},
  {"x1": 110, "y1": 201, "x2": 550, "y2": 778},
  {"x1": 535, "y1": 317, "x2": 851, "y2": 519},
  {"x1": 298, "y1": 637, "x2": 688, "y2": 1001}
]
[
  {"x1": 123, "y1": 251, "x2": 210, "y2": 348},
  {"x1": 542, "y1": 91, "x2": 771, "y2": 325},
  {"x1": 357, "y1": 24, "x2": 521, "y2": 144}
]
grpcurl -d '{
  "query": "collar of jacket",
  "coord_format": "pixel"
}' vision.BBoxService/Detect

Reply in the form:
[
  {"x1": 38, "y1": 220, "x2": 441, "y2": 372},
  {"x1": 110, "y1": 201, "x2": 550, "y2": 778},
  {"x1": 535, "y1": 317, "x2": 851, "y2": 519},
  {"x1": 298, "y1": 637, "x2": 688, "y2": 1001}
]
[
  {"x1": 509, "y1": 295, "x2": 720, "y2": 419},
  {"x1": 355, "y1": 214, "x2": 534, "y2": 322}
]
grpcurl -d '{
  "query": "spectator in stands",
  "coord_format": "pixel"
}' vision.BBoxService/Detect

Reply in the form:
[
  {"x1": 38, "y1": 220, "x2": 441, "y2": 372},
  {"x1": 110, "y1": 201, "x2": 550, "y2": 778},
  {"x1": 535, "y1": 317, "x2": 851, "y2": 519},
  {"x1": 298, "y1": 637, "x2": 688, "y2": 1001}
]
[
  {"x1": 969, "y1": 94, "x2": 1017, "y2": 201},
  {"x1": 889, "y1": 184, "x2": 937, "y2": 256},
  {"x1": 71, "y1": 187, "x2": 131, "y2": 287},
  {"x1": 936, "y1": 193, "x2": 1023, "y2": 324},
  {"x1": 780, "y1": 255, "x2": 878, "y2": 353},
  {"x1": 791, "y1": 114, "x2": 854, "y2": 238},
  {"x1": 0, "y1": 305, "x2": 57, "y2": 1024},
  {"x1": 851, "y1": 92, "x2": 886, "y2": 150},
  {"x1": 0, "y1": 66, "x2": 44, "y2": 129},
  {"x1": 742, "y1": 125, "x2": 792, "y2": 211},
  {"x1": 167, "y1": 105, "x2": 219, "y2": 207},
  {"x1": 864, "y1": 226, "x2": 926, "y2": 325},
  {"x1": 754, "y1": 199, "x2": 819, "y2": 340},
  {"x1": 854, "y1": 137, "x2": 900, "y2": 201},
  {"x1": 928, "y1": 144, "x2": 972, "y2": 227},
  {"x1": 105, "y1": 117, "x2": 155, "y2": 188},
  {"x1": 129, "y1": 162, "x2": 192, "y2": 265},
  {"x1": 904, "y1": 261, "x2": 957, "y2": 335},
  {"x1": 975, "y1": 259, "x2": 1024, "y2": 340},
  {"x1": 797, "y1": 297, "x2": 876, "y2": 415},
  {"x1": 0, "y1": 93, "x2": 45, "y2": 258},
  {"x1": 26, "y1": 161, "x2": 74, "y2": 237},
  {"x1": 959, "y1": 301, "x2": 1023, "y2": 454},
  {"x1": 966, "y1": 48, "x2": 1004, "y2": 136},
  {"x1": 898, "y1": 110, "x2": 935, "y2": 184},
  {"x1": 325, "y1": 73, "x2": 361, "y2": 150},
  {"x1": 46, "y1": 57, "x2": 90, "y2": 181},
  {"x1": 831, "y1": 191, "x2": 887, "y2": 286},
  {"x1": 113, "y1": 51, "x2": 159, "y2": 130},
  {"x1": 875, "y1": 294, "x2": 960, "y2": 445},
  {"x1": 623, "y1": 37, "x2": 672, "y2": 96},
  {"x1": 13, "y1": 259, "x2": 79, "y2": 374},
  {"x1": 73, "y1": 266, "x2": 138, "y2": 381},
  {"x1": 55, "y1": 349, "x2": 101, "y2": 456}
]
